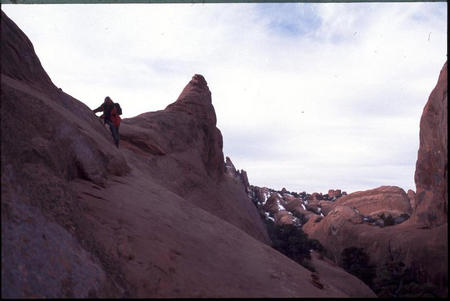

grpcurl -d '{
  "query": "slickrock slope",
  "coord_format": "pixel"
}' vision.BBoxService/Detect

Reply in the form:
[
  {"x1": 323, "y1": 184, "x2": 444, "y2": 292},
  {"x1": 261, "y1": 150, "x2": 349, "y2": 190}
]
[
  {"x1": 303, "y1": 61, "x2": 448, "y2": 297},
  {"x1": 1, "y1": 11, "x2": 375, "y2": 298},
  {"x1": 119, "y1": 74, "x2": 269, "y2": 245}
]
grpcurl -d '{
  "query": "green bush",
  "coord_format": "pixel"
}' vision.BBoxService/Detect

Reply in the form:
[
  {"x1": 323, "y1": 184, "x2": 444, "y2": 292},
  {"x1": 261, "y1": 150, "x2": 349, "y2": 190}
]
[
  {"x1": 372, "y1": 249, "x2": 442, "y2": 298},
  {"x1": 379, "y1": 213, "x2": 395, "y2": 226},
  {"x1": 340, "y1": 247, "x2": 376, "y2": 287},
  {"x1": 270, "y1": 224, "x2": 323, "y2": 272}
]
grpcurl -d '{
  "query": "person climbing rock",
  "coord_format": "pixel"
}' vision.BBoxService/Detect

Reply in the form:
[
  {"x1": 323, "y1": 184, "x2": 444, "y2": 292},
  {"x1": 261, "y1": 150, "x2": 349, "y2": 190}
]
[{"x1": 93, "y1": 96, "x2": 122, "y2": 148}]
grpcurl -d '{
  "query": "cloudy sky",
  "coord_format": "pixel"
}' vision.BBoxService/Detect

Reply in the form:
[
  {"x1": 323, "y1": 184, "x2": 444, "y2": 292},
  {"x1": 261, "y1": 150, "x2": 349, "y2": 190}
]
[{"x1": 2, "y1": 2, "x2": 447, "y2": 194}]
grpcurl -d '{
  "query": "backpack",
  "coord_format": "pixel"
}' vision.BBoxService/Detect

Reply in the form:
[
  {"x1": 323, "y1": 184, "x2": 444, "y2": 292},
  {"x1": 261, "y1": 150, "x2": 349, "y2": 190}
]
[{"x1": 115, "y1": 103, "x2": 122, "y2": 115}]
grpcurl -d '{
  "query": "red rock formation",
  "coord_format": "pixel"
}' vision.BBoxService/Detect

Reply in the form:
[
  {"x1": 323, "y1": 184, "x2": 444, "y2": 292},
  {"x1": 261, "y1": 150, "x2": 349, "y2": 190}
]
[
  {"x1": 239, "y1": 169, "x2": 250, "y2": 193},
  {"x1": 224, "y1": 156, "x2": 250, "y2": 193},
  {"x1": 274, "y1": 210, "x2": 295, "y2": 225},
  {"x1": 303, "y1": 62, "x2": 448, "y2": 297},
  {"x1": 311, "y1": 192, "x2": 323, "y2": 201},
  {"x1": 165, "y1": 74, "x2": 225, "y2": 179},
  {"x1": 413, "y1": 61, "x2": 448, "y2": 228},
  {"x1": 328, "y1": 189, "x2": 342, "y2": 199},
  {"x1": 1, "y1": 11, "x2": 54, "y2": 91},
  {"x1": 333, "y1": 186, "x2": 412, "y2": 218},
  {"x1": 282, "y1": 194, "x2": 303, "y2": 211},
  {"x1": 1, "y1": 11, "x2": 375, "y2": 298},
  {"x1": 407, "y1": 189, "x2": 417, "y2": 211},
  {"x1": 225, "y1": 156, "x2": 237, "y2": 175},
  {"x1": 318, "y1": 200, "x2": 334, "y2": 216},
  {"x1": 263, "y1": 193, "x2": 284, "y2": 215}
]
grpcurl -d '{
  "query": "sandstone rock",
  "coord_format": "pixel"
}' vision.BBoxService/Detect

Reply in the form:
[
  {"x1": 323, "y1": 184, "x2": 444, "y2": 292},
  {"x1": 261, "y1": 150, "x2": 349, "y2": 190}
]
[
  {"x1": 292, "y1": 206, "x2": 318, "y2": 223},
  {"x1": 165, "y1": 74, "x2": 225, "y2": 179},
  {"x1": 263, "y1": 193, "x2": 284, "y2": 215},
  {"x1": 318, "y1": 201, "x2": 334, "y2": 216},
  {"x1": 413, "y1": 61, "x2": 448, "y2": 228},
  {"x1": 252, "y1": 186, "x2": 272, "y2": 205},
  {"x1": 328, "y1": 189, "x2": 342, "y2": 199},
  {"x1": 274, "y1": 210, "x2": 294, "y2": 225},
  {"x1": 1, "y1": 12, "x2": 337, "y2": 298},
  {"x1": 407, "y1": 189, "x2": 416, "y2": 211},
  {"x1": 225, "y1": 156, "x2": 237, "y2": 175},
  {"x1": 311, "y1": 192, "x2": 323, "y2": 201},
  {"x1": 224, "y1": 157, "x2": 250, "y2": 193},
  {"x1": 302, "y1": 62, "x2": 448, "y2": 297},
  {"x1": 333, "y1": 186, "x2": 412, "y2": 218},
  {"x1": 306, "y1": 203, "x2": 322, "y2": 215},
  {"x1": 0, "y1": 11, "x2": 54, "y2": 92},
  {"x1": 239, "y1": 169, "x2": 250, "y2": 192},
  {"x1": 282, "y1": 194, "x2": 303, "y2": 211}
]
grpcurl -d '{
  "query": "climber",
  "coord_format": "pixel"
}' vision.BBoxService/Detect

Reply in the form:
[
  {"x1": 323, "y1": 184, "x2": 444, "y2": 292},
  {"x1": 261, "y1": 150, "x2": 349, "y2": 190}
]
[{"x1": 92, "y1": 96, "x2": 122, "y2": 148}]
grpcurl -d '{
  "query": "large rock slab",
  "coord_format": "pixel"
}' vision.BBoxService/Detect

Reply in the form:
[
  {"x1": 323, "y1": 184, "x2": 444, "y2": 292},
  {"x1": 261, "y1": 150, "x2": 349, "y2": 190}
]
[
  {"x1": 413, "y1": 61, "x2": 448, "y2": 228},
  {"x1": 333, "y1": 185, "x2": 412, "y2": 219}
]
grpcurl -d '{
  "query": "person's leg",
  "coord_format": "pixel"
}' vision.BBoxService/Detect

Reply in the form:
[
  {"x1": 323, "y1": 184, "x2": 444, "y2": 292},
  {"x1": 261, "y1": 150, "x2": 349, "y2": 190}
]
[
  {"x1": 106, "y1": 120, "x2": 119, "y2": 147},
  {"x1": 116, "y1": 125, "x2": 120, "y2": 147}
]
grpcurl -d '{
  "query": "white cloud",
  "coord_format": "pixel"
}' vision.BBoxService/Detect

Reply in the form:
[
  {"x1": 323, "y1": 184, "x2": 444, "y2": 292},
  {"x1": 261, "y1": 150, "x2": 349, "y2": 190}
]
[{"x1": 2, "y1": 2, "x2": 447, "y2": 194}]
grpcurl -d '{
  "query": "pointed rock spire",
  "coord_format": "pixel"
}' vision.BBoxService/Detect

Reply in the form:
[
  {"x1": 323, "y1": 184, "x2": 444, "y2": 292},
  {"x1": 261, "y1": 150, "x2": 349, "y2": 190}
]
[
  {"x1": 413, "y1": 61, "x2": 448, "y2": 227},
  {"x1": 166, "y1": 74, "x2": 217, "y2": 125}
]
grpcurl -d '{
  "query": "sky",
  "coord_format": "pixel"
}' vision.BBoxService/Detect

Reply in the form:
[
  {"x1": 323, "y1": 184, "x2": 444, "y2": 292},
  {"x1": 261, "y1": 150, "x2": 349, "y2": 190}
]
[{"x1": 2, "y1": 2, "x2": 447, "y2": 194}]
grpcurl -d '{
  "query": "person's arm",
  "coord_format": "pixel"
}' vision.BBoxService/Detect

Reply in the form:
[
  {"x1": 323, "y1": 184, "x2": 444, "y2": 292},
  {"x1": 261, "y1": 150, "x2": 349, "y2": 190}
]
[{"x1": 92, "y1": 104, "x2": 104, "y2": 113}]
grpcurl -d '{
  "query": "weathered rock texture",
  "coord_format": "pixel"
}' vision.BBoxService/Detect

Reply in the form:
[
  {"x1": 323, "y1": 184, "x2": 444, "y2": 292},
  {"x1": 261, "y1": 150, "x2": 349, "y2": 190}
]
[
  {"x1": 302, "y1": 62, "x2": 448, "y2": 297},
  {"x1": 1, "y1": 11, "x2": 375, "y2": 298},
  {"x1": 413, "y1": 61, "x2": 448, "y2": 228},
  {"x1": 333, "y1": 186, "x2": 412, "y2": 218}
]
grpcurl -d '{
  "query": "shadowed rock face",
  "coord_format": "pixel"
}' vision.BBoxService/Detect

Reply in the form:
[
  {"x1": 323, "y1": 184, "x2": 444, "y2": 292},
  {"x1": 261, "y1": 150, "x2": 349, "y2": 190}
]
[
  {"x1": 0, "y1": 11, "x2": 53, "y2": 91},
  {"x1": 413, "y1": 61, "x2": 448, "y2": 228},
  {"x1": 1, "y1": 11, "x2": 376, "y2": 298}
]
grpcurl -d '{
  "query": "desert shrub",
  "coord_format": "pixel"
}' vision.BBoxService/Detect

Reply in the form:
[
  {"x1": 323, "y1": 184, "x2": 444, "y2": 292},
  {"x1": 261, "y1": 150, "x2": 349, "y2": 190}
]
[
  {"x1": 270, "y1": 224, "x2": 324, "y2": 272},
  {"x1": 380, "y1": 213, "x2": 395, "y2": 226},
  {"x1": 340, "y1": 247, "x2": 376, "y2": 287},
  {"x1": 262, "y1": 216, "x2": 277, "y2": 241},
  {"x1": 372, "y1": 246, "x2": 442, "y2": 298}
]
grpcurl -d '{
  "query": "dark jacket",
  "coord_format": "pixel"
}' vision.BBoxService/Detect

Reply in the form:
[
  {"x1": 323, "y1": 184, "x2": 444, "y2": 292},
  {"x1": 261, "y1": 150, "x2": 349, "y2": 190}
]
[{"x1": 93, "y1": 102, "x2": 121, "y2": 126}]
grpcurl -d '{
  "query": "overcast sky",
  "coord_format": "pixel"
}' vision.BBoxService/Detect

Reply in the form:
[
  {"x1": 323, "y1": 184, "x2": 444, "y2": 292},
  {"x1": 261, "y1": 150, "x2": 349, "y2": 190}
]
[{"x1": 2, "y1": 2, "x2": 447, "y2": 194}]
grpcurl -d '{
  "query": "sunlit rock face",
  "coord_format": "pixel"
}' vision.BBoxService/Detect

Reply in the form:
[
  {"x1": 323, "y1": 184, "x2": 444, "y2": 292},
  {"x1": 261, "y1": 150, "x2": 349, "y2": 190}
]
[{"x1": 333, "y1": 186, "x2": 412, "y2": 219}]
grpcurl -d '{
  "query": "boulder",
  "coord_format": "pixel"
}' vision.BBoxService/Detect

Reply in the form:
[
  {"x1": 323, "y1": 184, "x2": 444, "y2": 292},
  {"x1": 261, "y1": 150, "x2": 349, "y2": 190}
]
[
  {"x1": 311, "y1": 192, "x2": 323, "y2": 201},
  {"x1": 263, "y1": 193, "x2": 284, "y2": 215},
  {"x1": 282, "y1": 194, "x2": 303, "y2": 211},
  {"x1": 333, "y1": 186, "x2": 412, "y2": 218},
  {"x1": 328, "y1": 189, "x2": 342, "y2": 199},
  {"x1": 318, "y1": 201, "x2": 334, "y2": 216},
  {"x1": 274, "y1": 210, "x2": 295, "y2": 225}
]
